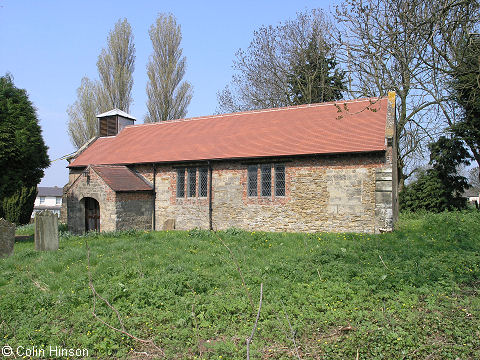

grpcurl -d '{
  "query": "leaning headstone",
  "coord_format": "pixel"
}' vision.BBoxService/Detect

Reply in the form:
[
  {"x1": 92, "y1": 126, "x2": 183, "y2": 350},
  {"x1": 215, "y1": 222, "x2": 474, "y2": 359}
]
[
  {"x1": 0, "y1": 218, "x2": 15, "y2": 258},
  {"x1": 35, "y1": 211, "x2": 59, "y2": 251},
  {"x1": 163, "y1": 219, "x2": 175, "y2": 230}
]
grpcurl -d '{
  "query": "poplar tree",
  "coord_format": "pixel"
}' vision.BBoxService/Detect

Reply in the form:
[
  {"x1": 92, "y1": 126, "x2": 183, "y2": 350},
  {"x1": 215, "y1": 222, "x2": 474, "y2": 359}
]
[
  {"x1": 97, "y1": 18, "x2": 135, "y2": 112},
  {"x1": 67, "y1": 18, "x2": 135, "y2": 149},
  {"x1": 145, "y1": 13, "x2": 193, "y2": 123}
]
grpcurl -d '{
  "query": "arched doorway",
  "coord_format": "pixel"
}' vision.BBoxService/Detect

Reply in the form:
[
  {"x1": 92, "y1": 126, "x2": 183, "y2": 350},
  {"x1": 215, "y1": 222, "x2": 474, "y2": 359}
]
[{"x1": 84, "y1": 197, "x2": 100, "y2": 232}]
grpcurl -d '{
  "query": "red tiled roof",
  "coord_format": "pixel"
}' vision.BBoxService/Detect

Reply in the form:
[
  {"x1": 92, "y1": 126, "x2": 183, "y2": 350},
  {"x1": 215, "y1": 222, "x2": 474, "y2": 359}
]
[
  {"x1": 69, "y1": 98, "x2": 389, "y2": 168},
  {"x1": 91, "y1": 165, "x2": 153, "y2": 192}
]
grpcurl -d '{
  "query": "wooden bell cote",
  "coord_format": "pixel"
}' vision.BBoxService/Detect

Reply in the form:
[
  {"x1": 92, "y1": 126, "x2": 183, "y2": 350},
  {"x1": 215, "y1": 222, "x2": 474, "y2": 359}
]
[{"x1": 97, "y1": 109, "x2": 136, "y2": 137}]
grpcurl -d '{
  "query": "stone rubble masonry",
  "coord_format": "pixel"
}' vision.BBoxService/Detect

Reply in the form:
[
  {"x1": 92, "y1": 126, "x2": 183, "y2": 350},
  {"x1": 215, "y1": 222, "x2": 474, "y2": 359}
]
[
  {"x1": 59, "y1": 183, "x2": 68, "y2": 224},
  {"x1": 131, "y1": 152, "x2": 393, "y2": 234},
  {"x1": 67, "y1": 152, "x2": 396, "y2": 234},
  {"x1": 35, "y1": 210, "x2": 59, "y2": 251},
  {"x1": 0, "y1": 218, "x2": 15, "y2": 258},
  {"x1": 115, "y1": 192, "x2": 153, "y2": 231}
]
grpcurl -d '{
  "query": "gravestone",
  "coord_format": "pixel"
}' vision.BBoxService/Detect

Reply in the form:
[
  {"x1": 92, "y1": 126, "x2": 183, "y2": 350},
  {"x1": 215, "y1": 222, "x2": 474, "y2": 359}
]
[
  {"x1": 163, "y1": 218, "x2": 175, "y2": 230},
  {"x1": 0, "y1": 218, "x2": 15, "y2": 258},
  {"x1": 35, "y1": 211, "x2": 59, "y2": 251}
]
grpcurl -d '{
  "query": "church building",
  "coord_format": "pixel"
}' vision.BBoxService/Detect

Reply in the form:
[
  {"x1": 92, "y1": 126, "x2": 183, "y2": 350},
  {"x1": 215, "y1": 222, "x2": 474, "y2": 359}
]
[{"x1": 65, "y1": 93, "x2": 398, "y2": 234}]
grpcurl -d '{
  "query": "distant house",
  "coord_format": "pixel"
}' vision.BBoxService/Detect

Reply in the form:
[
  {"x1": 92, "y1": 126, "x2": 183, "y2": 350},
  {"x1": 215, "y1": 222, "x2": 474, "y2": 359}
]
[
  {"x1": 65, "y1": 95, "x2": 398, "y2": 234},
  {"x1": 32, "y1": 186, "x2": 63, "y2": 217},
  {"x1": 463, "y1": 188, "x2": 480, "y2": 208}
]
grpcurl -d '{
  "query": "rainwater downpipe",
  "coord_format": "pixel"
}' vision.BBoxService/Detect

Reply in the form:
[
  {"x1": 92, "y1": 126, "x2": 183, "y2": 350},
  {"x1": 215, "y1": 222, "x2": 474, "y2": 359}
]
[
  {"x1": 208, "y1": 161, "x2": 213, "y2": 230},
  {"x1": 152, "y1": 163, "x2": 156, "y2": 231}
]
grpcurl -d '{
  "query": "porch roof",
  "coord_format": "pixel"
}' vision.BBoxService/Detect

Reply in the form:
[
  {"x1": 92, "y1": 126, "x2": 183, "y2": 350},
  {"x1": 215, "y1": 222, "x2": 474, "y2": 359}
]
[{"x1": 91, "y1": 165, "x2": 153, "y2": 192}]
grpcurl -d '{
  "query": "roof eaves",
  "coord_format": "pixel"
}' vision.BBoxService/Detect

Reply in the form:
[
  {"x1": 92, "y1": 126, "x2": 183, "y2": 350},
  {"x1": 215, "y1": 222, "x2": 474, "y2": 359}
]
[
  {"x1": 69, "y1": 149, "x2": 387, "y2": 168},
  {"x1": 66, "y1": 136, "x2": 99, "y2": 163}
]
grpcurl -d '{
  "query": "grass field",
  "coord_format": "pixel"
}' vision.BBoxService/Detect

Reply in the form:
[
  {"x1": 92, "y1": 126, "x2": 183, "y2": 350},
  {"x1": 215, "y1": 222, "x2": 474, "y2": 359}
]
[{"x1": 1, "y1": 212, "x2": 479, "y2": 359}]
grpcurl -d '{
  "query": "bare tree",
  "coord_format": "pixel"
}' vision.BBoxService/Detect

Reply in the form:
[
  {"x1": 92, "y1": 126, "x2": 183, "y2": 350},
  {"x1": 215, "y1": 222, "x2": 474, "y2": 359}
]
[
  {"x1": 67, "y1": 18, "x2": 135, "y2": 149},
  {"x1": 468, "y1": 167, "x2": 480, "y2": 190},
  {"x1": 334, "y1": 0, "x2": 480, "y2": 188},
  {"x1": 97, "y1": 18, "x2": 135, "y2": 112},
  {"x1": 217, "y1": 9, "x2": 345, "y2": 114},
  {"x1": 67, "y1": 77, "x2": 104, "y2": 149},
  {"x1": 145, "y1": 13, "x2": 193, "y2": 123}
]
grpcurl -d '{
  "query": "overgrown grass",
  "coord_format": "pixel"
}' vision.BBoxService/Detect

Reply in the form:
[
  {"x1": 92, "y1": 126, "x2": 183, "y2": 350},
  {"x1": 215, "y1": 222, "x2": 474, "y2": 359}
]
[
  {"x1": 14, "y1": 223, "x2": 34, "y2": 236},
  {"x1": 15, "y1": 223, "x2": 68, "y2": 237},
  {"x1": 1, "y1": 212, "x2": 479, "y2": 359}
]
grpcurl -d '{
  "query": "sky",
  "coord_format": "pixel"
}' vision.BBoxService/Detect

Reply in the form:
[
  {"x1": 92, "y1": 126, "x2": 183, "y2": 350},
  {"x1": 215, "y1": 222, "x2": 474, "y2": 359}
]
[{"x1": 0, "y1": 0, "x2": 333, "y2": 187}]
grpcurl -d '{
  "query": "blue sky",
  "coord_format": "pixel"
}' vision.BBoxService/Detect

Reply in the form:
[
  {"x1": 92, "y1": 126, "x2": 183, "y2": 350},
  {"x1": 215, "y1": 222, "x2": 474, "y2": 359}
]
[{"x1": 0, "y1": 0, "x2": 331, "y2": 187}]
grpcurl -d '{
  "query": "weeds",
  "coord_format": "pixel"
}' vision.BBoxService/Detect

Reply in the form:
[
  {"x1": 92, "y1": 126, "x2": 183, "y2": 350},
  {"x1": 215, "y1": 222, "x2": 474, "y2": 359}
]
[{"x1": 1, "y1": 211, "x2": 479, "y2": 359}]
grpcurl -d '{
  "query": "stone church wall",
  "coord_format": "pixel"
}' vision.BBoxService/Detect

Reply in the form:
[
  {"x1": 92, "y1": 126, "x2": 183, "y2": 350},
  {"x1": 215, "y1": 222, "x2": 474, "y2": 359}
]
[
  {"x1": 115, "y1": 192, "x2": 153, "y2": 231},
  {"x1": 133, "y1": 151, "x2": 395, "y2": 234}
]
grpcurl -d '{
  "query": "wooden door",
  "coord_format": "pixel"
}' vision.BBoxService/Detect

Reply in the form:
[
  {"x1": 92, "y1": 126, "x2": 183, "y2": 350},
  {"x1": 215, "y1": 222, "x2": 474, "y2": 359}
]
[{"x1": 85, "y1": 197, "x2": 100, "y2": 232}]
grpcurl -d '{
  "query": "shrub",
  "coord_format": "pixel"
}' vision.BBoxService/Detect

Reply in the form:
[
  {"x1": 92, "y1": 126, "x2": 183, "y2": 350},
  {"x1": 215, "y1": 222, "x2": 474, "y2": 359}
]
[{"x1": 2, "y1": 186, "x2": 37, "y2": 225}]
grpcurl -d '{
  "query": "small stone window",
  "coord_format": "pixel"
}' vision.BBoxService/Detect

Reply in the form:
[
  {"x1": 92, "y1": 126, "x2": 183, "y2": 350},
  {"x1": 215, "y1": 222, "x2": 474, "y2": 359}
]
[
  {"x1": 248, "y1": 165, "x2": 258, "y2": 197},
  {"x1": 199, "y1": 168, "x2": 208, "y2": 197},
  {"x1": 261, "y1": 164, "x2": 272, "y2": 197},
  {"x1": 39, "y1": 196, "x2": 45, "y2": 204},
  {"x1": 275, "y1": 164, "x2": 285, "y2": 196},
  {"x1": 188, "y1": 168, "x2": 196, "y2": 197},
  {"x1": 176, "y1": 168, "x2": 185, "y2": 197}
]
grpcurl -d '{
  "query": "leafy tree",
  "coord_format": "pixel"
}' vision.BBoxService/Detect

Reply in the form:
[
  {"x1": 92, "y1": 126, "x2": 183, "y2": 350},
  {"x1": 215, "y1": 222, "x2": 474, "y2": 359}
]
[
  {"x1": 217, "y1": 9, "x2": 344, "y2": 113},
  {"x1": 2, "y1": 186, "x2": 37, "y2": 225},
  {"x1": 288, "y1": 31, "x2": 346, "y2": 105},
  {"x1": 67, "y1": 18, "x2": 135, "y2": 148},
  {"x1": 0, "y1": 74, "x2": 49, "y2": 224},
  {"x1": 400, "y1": 170, "x2": 446, "y2": 212},
  {"x1": 451, "y1": 36, "x2": 480, "y2": 182},
  {"x1": 400, "y1": 136, "x2": 470, "y2": 212},
  {"x1": 145, "y1": 13, "x2": 193, "y2": 123}
]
